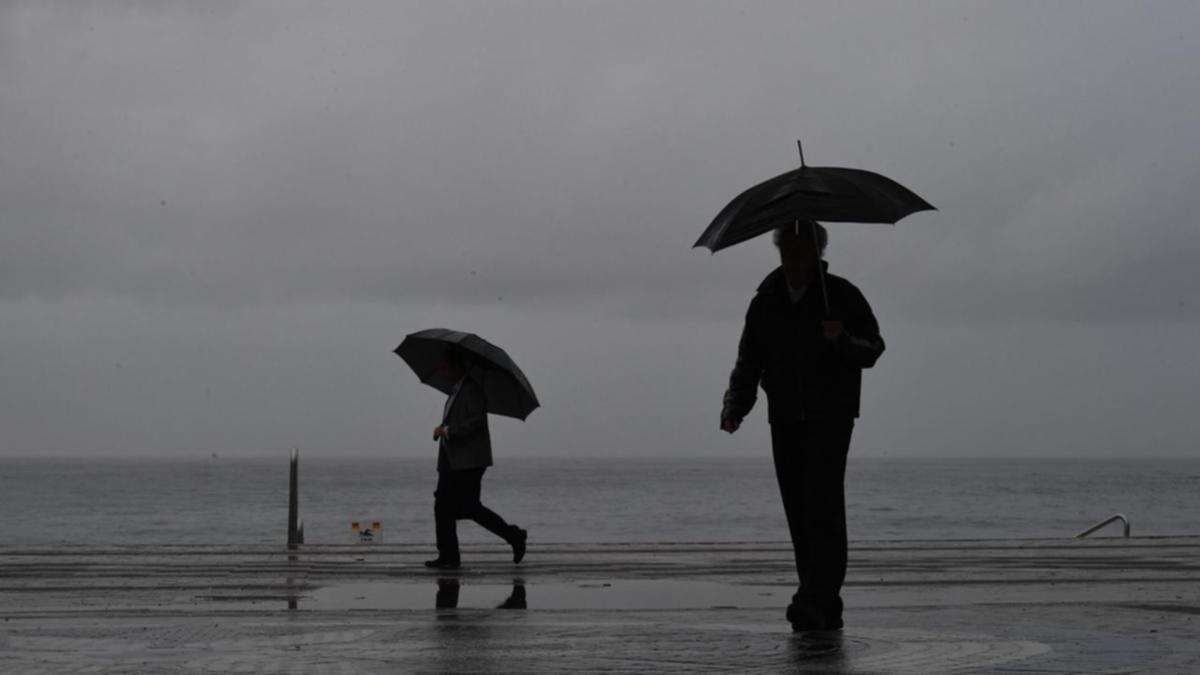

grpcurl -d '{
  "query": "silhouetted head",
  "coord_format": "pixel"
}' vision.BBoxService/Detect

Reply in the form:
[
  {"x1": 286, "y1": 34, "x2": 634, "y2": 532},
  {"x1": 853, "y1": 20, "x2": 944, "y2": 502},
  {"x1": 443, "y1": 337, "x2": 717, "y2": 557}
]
[{"x1": 774, "y1": 221, "x2": 826, "y2": 287}]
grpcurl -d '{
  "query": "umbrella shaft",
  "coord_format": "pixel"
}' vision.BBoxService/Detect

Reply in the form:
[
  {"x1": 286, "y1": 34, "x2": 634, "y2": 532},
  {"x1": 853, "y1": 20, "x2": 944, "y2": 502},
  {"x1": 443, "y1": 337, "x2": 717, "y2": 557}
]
[{"x1": 804, "y1": 219, "x2": 831, "y2": 316}]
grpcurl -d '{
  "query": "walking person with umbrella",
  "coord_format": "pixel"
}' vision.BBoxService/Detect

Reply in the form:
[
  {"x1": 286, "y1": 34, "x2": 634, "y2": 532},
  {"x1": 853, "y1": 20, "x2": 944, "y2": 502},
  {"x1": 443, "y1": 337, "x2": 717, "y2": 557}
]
[
  {"x1": 697, "y1": 142, "x2": 933, "y2": 631},
  {"x1": 395, "y1": 329, "x2": 538, "y2": 569}
]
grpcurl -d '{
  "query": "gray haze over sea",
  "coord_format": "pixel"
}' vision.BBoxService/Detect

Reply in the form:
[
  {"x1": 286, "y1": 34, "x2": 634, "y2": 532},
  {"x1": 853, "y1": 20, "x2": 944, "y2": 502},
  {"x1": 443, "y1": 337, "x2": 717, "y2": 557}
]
[
  {"x1": 3, "y1": 457, "x2": 1197, "y2": 546},
  {"x1": 6, "y1": 2, "x2": 1199, "y2": 573}
]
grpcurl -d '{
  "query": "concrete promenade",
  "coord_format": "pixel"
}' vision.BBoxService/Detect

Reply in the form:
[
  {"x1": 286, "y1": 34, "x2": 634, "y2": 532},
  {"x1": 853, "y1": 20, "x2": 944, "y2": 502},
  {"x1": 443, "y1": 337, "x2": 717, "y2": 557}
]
[{"x1": 3, "y1": 536, "x2": 1199, "y2": 672}]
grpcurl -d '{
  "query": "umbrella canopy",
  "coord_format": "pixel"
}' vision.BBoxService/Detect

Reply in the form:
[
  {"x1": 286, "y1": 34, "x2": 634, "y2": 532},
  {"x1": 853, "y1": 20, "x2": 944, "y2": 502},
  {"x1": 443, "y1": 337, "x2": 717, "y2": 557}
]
[
  {"x1": 694, "y1": 158, "x2": 935, "y2": 253},
  {"x1": 394, "y1": 328, "x2": 540, "y2": 421}
]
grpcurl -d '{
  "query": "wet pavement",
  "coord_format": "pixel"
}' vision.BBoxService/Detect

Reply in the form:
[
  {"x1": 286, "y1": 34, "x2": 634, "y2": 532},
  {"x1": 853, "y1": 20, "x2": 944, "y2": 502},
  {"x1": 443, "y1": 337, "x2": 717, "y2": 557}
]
[{"x1": 2, "y1": 537, "x2": 1199, "y2": 672}]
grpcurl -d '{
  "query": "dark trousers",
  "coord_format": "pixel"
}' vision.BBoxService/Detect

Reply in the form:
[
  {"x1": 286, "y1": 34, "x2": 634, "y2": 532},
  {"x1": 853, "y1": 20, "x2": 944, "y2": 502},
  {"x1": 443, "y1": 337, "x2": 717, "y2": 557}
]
[
  {"x1": 434, "y1": 467, "x2": 515, "y2": 559},
  {"x1": 770, "y1": 418, "x2": 854, "y2": 617}
]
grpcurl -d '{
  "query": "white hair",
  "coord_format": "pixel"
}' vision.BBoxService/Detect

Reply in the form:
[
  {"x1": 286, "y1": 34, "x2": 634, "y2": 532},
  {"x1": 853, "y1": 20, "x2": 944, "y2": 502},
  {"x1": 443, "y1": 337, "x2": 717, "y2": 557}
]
[{"x1": 773, "y1": 221, "x2": 827, "y2": 255}]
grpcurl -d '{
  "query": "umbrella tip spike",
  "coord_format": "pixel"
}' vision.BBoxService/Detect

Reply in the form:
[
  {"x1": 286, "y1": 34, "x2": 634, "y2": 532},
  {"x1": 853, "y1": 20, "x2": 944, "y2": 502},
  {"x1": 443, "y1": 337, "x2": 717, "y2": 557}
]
[{"x1": 796, "y1": 139, "x2": 805, "y2": 167}]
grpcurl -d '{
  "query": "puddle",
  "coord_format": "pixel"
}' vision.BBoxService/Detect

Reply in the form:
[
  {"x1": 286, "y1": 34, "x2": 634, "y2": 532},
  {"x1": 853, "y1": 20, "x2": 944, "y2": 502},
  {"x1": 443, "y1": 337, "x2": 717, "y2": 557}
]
[{"x1": 304, "y1": 579, "x2": 786, "y2": 611}]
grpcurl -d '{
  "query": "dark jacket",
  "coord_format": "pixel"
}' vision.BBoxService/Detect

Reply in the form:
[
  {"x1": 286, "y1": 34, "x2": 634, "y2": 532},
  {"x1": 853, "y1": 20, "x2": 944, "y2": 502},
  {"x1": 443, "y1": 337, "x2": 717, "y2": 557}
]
[
  {"x1": 439, "y1": 375, "x2": 493, "y2": 471},
  {"x1": 722, "y1": 264, "x2": 884, "y2": 424}
]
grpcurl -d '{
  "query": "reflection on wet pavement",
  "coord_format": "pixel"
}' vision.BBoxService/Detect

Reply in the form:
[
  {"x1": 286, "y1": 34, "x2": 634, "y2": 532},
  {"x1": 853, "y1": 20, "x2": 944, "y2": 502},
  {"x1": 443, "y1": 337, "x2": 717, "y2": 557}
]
[
  {"x1": 435, "y1": 578, "x2": 459, "y2": 608},
  {"x1": 309, "y1": 578, "x2": 785, "y2": 611},
  {"x1": 6, "y1": 539, "x2": 1200, "y2": 672},
  {"x1": 792, "y1": 630, "x2": 845, "y2": 665},
  {"x1": 434, "y1": 579, "x2": 526, "y2": 609}
]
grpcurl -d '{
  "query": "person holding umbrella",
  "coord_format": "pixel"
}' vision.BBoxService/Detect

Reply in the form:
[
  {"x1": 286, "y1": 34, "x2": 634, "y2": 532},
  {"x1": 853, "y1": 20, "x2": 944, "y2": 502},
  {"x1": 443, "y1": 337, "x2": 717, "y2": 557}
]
[
  {"x1": 697, "y1": 142, "x2": 932, "y2": 631},
  {"x1": 719, "y1": 222, "x2": 884, "y2": 631},
  {"x1": 395, "y1": 329, "x2": 537, "y2": 570}
]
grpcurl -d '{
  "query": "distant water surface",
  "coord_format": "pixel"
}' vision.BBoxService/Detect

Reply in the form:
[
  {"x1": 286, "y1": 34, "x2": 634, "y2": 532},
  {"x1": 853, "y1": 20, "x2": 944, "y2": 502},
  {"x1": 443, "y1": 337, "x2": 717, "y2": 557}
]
[{"x1": 1, "y1": 457, "x2": 1197, "y2": 546}]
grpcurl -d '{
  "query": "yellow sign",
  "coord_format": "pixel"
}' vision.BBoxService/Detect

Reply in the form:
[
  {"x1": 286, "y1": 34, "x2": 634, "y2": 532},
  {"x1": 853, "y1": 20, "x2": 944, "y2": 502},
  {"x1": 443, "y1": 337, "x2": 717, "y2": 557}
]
[{"x1": 350, "y1": 520, "x2": 381, "y2": 543}]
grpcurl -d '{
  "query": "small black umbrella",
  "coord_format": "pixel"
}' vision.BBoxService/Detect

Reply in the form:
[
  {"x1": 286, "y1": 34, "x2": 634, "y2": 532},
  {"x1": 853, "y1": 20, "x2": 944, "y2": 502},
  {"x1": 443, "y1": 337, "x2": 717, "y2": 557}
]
[
  {"x1": 394, "y1": 328, "x2": 539, "y2": 421},
  {"x1": 693, "y1": 141, "x2": 935, "y2": 253}
]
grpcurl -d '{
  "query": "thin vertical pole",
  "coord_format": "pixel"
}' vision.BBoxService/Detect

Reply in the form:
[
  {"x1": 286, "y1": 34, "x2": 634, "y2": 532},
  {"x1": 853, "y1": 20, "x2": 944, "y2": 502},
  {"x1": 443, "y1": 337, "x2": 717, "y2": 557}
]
[
  {"x1": 287, "y1": 448, "x2": 300, "y2": 548},
  {"x1": 809, "y1": 219, "x2": 831, "y2": 316},
  {"x1": 795, "y1": 140, "x2": 829, "y2": 316}
]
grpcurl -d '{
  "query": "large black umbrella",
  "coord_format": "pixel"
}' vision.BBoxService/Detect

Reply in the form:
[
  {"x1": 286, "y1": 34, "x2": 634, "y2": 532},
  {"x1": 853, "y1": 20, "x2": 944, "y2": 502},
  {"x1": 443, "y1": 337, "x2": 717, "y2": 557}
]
[
  {"x1": 693, "y1": 141, "x2": 935, "y2": 253},
  {"x1": 694, "y1": 141, "x2": 934, "y2": 315},
  {"x1": 394, "y1": 328, "x2": 539, "y2": 421}
]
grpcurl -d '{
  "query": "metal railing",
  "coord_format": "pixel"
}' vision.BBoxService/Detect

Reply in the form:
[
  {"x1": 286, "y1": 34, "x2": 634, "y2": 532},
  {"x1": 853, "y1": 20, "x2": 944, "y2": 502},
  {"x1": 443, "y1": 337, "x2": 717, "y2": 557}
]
[{"x1": 1074, "y1": 513, "x2": 1129, "y2": 539}]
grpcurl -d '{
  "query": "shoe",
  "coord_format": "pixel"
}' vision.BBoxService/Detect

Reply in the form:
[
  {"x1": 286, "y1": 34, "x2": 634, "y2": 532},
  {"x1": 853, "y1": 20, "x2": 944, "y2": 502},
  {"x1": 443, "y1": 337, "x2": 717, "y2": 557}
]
[
  {"x1": 510, "y1": 527, "x2": 528, "y2": 565},
  {"x1": 819, "y1": 595, "x2": 844, "y2": 631},
  {"x1": 424, "y1": 557, "x2": 461, "y2": 569},
  {"x1": 786, "y1": 599, "x2": 827, "y2": 632}
]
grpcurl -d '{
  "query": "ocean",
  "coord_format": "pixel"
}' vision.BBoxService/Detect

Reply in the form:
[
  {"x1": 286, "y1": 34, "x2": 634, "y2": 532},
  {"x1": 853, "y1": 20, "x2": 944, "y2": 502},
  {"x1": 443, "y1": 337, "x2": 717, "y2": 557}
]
[{"x1": 1, "y1": 457, "x2": 1198, "y2": 546}]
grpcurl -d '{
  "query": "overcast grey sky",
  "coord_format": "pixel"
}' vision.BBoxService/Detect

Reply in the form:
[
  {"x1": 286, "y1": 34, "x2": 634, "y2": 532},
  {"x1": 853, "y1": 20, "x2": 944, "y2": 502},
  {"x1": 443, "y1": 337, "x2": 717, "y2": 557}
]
[{"x1": 2, "y1": 1, "x2": 1198, "y2": 459}]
